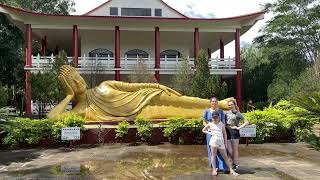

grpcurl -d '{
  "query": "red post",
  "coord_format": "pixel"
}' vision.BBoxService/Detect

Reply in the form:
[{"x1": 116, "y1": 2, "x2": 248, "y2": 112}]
[
  {"x1": 219, "y1": 39, "x2": 225, "y2": 84},
  {"x1": 25, "y1": 24, "x2": 32, "y2": 115},
  {"x1": 194, "y1": 28, "x2": 200, "y2": 60},
  {"x1": 41, "y1": 36, "x2": 47, "y2": 56},
  {"x1": 114, "y1": 26, "x2": 121, "y2": 81},
  {"x1": 235, "y1": 29, "x2": 242, "y2": 110},
  {"x1": 220, "y1": 39, "x2": 224, "y2": 59},
  {"x1": 207, "y1": 48, "x2": 211, "y2": 59},
  {"x1": 73, "y1": 25, "x2": 78, "y2": 67},
  {"x1": 155, "y1": 27, "x2": 160, "y2": 82}
]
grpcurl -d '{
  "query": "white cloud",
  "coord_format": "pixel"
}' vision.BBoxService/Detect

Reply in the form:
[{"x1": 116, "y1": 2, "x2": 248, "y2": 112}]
[{"x1": 72, "y1": 0, "x2": 276, "y2": 57}]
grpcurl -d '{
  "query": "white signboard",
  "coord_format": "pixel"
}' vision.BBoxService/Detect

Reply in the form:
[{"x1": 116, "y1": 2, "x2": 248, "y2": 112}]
[
  {"x1": 61, "y1": 127, "x2": 80, "y2": 140},
  {"x1": 60, "y1": 164, "x2": 80, "y2": 174},
  {"x1": 240, "y1": 125, "x2": 256, "y2": 137}
]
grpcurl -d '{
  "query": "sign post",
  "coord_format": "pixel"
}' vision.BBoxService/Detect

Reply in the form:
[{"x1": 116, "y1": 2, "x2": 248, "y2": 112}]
[
  {"x1": 61, "y1": 127, "x2": 80, "y2": 149},
  {"x1": 240, "y1": 125, "x2": 256, "y2": 146}
]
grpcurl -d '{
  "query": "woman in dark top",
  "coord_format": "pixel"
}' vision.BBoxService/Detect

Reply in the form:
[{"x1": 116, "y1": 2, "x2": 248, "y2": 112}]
[{"x1": 225, "y1": 99, "x2": 249, "y2": 169}]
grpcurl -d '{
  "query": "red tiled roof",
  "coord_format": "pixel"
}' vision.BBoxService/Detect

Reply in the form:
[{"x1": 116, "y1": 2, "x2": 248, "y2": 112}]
[{"x1": 0, "y1": 3, "x2": 265, "y2": 22}]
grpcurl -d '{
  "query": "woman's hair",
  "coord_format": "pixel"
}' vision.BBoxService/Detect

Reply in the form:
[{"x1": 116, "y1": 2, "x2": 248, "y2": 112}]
[
  {"x1": 210, "y1": 97, "x2": 218, "y2": 102},
  {"x1": 228, "y1": 99, "x2": 240, "y2": 111}
]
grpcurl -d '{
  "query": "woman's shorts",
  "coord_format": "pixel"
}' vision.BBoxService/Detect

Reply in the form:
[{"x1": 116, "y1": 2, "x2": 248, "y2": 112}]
[
  {"x1": 227, "y1": 127, "x2": 240, "y2": 140},
  {"x1": 209, "y1": 137, "x2": 225, "y2": 149}
]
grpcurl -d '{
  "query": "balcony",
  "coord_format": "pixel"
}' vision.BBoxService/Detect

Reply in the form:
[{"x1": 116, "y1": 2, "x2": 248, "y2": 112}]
[{"x1": 27, "y1": 54, "x2": 240, "y2": 75}]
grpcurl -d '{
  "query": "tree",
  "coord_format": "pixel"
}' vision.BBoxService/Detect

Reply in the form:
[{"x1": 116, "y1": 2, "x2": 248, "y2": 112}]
[
  {"x1": 264, "y1": 38, "x2": 309, "y2": 102},
  {"x1": 171, "y1": 55, "x2": 193, "y2": 96},
  {"x1": 0, "y1": 14, "x2": 24, "y2": 87},
  {"x1": 241, "y1": 44, "x2": 274, "y2": 103},
  {"x1": 0, "y1": 83, "x2": 8, "y2": 108},
  {"x1": 0, "y1": 0, "x2": 75, "y2": 112},
  {"x1": 263, "y1": 0, "x2": 320, "y2": 62},
  {"x1": 290, "y1": 56, "x2": 320, "y2": 96},
  {"x1": 2, "y1": 0, "x2": 75, "y2": 15},
  {"x1": 127, "y1": 59, "x2": 154, "y2": 83},
  {"x1": 30, "y1": 51, "x2": 69, "y2": 116},
  {"x1": 191, "y1": 50, "x2": 227, "y2": 99}
]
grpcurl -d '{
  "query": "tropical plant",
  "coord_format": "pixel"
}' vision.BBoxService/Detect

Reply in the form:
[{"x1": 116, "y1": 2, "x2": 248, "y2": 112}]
[
  {"x1": 290, "y1": 92, "x2": 320, "y2": 120},
  {"x1": 115, "y1": 121, "x2": 130, "y2": 139},
  {"x1": 2, "y1": 118, "x2": 53, "y2": 147},
  {"x1": 134, "y1": 117, "x2": 153, "y2": 142},
  {"x1": 160, "y1": 117, "x2": 203, "y2": 144},
  {"x1": 51, "y1": 113, "x2": 86, "y2": 142},
  {"x1": 245, "y1": 100, "x2": 318, "y2": 143}
]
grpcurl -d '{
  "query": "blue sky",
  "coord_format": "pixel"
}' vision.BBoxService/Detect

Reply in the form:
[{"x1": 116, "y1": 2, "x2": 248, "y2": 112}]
[{"x1": 72, "y1": 0, "x2": 276, "y2": 57}]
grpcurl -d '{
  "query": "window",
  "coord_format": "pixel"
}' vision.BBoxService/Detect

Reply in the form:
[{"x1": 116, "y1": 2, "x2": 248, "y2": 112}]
[
  {"x1": 89, "y1": 49, "x2": 114, "y2": 57},
  {"x1": 125, "y1": 49, "x2": 149, "y2": 58},
  {"x1": 121, "y1": 8, "x2": 151, "y2": 16},
  {"x1": 154, "y1": 9, "x2": 162, "y2": 17},
  {"x1": 110, "y1": 7, "x2": 118, "y2": 16},
  {"x1": 160, "y1": 50, "x2": 181, "y2": 59}
]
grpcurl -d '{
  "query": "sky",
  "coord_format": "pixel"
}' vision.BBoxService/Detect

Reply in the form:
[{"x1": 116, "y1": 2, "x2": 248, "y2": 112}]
[{"x1": 72, "y1": 0, "x2": 276, "y2": 57}]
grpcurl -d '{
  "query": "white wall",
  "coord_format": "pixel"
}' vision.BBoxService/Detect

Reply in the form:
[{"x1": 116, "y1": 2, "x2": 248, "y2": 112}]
[
  {"x1": 80, "y1": 30, "x2": 193, "y2": 57},
  {"x1": 87, "y1": 0, "x2": 185, "y2": 18}
]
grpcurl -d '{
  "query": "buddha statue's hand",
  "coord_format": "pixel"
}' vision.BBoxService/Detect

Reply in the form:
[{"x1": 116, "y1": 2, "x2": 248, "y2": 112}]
[{"x1": 58, "y1": 75, "x2": 75, "y2": 97}]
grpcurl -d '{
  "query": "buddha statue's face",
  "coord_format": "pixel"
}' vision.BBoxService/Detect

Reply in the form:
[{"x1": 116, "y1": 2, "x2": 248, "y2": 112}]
[{"x1": 59, "y1": 65, "x2": 87, "y2": 98}]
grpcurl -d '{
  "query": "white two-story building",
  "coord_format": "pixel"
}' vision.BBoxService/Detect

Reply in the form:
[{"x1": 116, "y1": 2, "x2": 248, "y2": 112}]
[{"x1": 0, "y1": 0, "x2": 264, "y2": 115}]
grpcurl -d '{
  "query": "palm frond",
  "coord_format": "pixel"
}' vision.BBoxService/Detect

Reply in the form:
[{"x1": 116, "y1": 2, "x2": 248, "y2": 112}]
[{"x1": 291, "y1": 92, "x2": 320, "y2": 119}]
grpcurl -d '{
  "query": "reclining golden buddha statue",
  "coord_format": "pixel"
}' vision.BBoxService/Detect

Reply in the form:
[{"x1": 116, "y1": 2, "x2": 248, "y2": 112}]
[{"x1": 48, "y1": 65, "x2": 233, "y2": 121}]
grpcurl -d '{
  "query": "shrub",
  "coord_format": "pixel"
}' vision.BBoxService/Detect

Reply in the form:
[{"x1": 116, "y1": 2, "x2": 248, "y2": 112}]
[
  {"x1": 2, "y1": 118, "x2": 53, "y2": 147},
  {"x1": 115, "y1": 121, "x2": 130, "y2": 139},
  {"x1": 245, "y1": 100, "x2": 317, "y2": 143},
  {"x1": 160, "y1": 117, "x2": 203, "y2": 144},
  {"x1": 51, "y1": 113, "x2": 86, "y2": 142},
  {"x1": 134, "y1": 117, "x2": 153, "y2": 142}
]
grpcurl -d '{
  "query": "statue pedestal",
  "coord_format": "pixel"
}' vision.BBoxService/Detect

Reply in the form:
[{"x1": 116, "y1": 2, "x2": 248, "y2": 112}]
[
  {"x1": 78, "y1": 121, "x2": 168, "y2": 145},
  {"x1": 83, "y1": 119, "x2": 168, "y2": 125}
]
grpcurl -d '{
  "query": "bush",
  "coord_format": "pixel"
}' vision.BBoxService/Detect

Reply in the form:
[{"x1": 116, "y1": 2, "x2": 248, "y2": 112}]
[
  {"x1": 1, "y1": 113, "x2": 86, "y2": 147},
  {"x1": 2, "y1": 118, "x2": 53, "y2": 147},
  {"x1": 51, "y1": 113, "x2": 86, "y2": 142},
  {"x1": 115, "y1": 121, "x2": 130, "y2": 139},
  {"x1": 160, "y1": 117, "x2": 203, "y2": 144},
  {"x1": 245, "y1": 100, "x2": 317, "y2": 143},
  {"x1": 134, "y1": 117, "x2": 153, "y2": 142}
]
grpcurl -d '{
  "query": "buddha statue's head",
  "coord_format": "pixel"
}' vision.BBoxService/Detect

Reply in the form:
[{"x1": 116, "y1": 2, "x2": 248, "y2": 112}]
[{"x1": 59, "y1": 65, "x2": 88, "y2": 100}]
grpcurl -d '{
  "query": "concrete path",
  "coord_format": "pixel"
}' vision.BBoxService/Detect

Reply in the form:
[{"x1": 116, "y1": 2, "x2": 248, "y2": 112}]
[{"x1": 0, "y1": 143, "x2": 319, "y2": 179}]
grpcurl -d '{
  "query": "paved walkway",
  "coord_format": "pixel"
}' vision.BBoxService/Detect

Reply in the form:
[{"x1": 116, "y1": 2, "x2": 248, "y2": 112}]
[{"x1": 0, "y1": 143, "x2": 319, "y2": 179}]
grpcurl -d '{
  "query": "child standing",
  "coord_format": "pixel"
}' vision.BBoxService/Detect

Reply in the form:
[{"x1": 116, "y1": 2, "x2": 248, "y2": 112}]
[{"x1": 202, "y1": 110, "x2": 239, "y2": 176}]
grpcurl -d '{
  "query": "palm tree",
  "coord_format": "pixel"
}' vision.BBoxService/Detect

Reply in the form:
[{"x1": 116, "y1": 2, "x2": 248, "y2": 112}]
[{"x1": 291, "y1": 92, "x2": 320, "y2": 120}]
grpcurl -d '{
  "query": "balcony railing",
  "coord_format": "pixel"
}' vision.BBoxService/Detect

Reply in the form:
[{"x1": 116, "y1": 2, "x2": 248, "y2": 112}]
[{"x1": 28, "y1": 54, "x2": 239, "y2": 75}]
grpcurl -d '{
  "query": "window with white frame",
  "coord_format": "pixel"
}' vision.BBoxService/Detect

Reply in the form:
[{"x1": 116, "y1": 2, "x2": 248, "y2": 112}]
[
  {"x1": 110, "y1": 7, "x2": 118, "y2": 16},
  {"x1": 121, "y1": 8, "x2": 152, "y2": 16},
  {"x1": 125, "y1": 49, "x2": 149, "y2": 58},
  {"x1": 154, "y1": 9, "x2": 162, "y2": 17},
  {"x1": 160, "y1": 50, "x2": 181, "y2": 60},
  {"x1": 89, "y1": 49, "x2": 114, "y2": 57}
]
